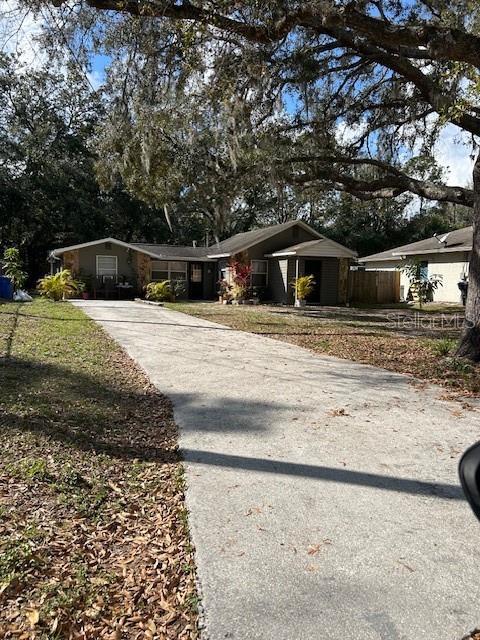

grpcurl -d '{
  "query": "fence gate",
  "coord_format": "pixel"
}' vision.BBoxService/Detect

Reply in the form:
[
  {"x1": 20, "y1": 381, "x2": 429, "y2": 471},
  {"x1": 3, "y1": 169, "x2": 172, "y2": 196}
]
[{"x1": 349, "y1": 270, "x2": 400, "y2": 304}]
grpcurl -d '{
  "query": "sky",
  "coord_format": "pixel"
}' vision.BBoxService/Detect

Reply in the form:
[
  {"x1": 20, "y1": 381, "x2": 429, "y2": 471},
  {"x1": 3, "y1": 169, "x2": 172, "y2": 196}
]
[{"x1": 1, "y1": 2, "x2": 477, "y2": 193}]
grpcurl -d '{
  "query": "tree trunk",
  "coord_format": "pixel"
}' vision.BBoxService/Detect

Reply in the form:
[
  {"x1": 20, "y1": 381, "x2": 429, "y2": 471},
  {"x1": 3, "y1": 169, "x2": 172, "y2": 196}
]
[{"x1": 456, "y1": 154, "x2": 480, "y2": 361}]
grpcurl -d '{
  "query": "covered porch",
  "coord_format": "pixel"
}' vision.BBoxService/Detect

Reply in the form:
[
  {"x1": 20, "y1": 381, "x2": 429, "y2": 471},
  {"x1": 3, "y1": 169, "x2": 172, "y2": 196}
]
[{"x1": 266, "y1": 238, "x2": 357, "y2": 306}]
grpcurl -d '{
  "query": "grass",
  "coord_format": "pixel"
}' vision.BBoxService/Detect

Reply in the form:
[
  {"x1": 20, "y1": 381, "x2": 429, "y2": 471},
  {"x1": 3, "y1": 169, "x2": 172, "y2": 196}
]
[
  {"x1": 168, "y1": 301, "x2": 480, "y2": 397},
  {"x1": 0, "y1": 298, "x2": 198, "y2": 638}
]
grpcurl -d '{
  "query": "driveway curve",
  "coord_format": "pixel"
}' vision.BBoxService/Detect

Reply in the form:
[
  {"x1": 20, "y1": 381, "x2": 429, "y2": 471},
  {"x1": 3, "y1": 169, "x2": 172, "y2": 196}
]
[{"x1": 74, "y1": 300, "x2": 480, "y2": 640}]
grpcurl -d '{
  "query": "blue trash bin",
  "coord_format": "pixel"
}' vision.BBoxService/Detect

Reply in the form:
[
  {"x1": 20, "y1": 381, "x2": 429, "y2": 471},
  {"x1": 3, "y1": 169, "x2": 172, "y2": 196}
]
[{"x1": 0, "y1": 276, "x2": 13, "y2": 300}]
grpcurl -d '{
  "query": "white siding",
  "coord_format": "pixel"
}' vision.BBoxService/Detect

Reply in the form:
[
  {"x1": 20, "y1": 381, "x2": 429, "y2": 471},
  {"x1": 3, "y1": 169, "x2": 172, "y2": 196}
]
[{"x1": 364, "y1": 252, "x2": 470, "y2": 303}]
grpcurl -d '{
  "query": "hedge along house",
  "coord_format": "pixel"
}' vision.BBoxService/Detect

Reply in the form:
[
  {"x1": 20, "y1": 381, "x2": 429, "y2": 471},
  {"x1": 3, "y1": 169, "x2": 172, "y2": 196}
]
[{"x1": 48, "y1": 220, "x2": 357, "y2": 304}]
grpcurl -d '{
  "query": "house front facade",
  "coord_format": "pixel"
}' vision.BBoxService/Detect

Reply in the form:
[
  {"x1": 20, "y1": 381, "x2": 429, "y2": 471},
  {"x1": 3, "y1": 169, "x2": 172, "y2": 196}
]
[
  {"x1": 48, "y1": 220, "x2": 357, "y2": 305},
  {"x1": 359, "y1": 226, "x2": 472, "y2": 303}
]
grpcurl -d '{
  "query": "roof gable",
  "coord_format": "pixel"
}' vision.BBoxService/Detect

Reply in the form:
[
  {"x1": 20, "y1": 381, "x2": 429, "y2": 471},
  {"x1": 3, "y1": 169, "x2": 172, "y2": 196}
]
[
  {"x1": 270, "y1": 238, "x2": 357, "y2": 258},
  {"x1": 50, "y1": 237, "x2": 152, "y2": 257},
  {"x1": 206, "y1": 220, "x2": 323, "y2": 257},
  {"x1": 50, "y1": 238, "x2": 214, "y2": 262}
]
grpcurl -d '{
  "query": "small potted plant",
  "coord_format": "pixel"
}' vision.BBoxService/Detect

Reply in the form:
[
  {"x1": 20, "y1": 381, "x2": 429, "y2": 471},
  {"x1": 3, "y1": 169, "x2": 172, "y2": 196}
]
[
  {"x1": 292, "y1": 274, "x2": 315, "y2": 307},
  {"x1": 218, "y1": 278, "x2": 232, "y2": 304}
]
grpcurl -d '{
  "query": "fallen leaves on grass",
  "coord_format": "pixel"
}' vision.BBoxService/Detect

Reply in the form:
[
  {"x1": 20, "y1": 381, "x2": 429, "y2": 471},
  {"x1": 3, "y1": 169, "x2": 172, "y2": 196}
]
[{"x1": 0, "y1": 300, "x2": 198, "y2": 639}]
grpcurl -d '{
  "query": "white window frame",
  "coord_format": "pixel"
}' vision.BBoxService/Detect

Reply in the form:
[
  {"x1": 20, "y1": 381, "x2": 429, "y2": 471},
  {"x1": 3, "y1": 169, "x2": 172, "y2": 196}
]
[
  {"x1": 250, "y1": 260, "x2": 268, "y2": 286},
  {"x1": 151, "y1": 260, "x2": 188, "y2": 282},
  {"x1": 96, "y1": 255, "x2": 118, "y2": 279}
]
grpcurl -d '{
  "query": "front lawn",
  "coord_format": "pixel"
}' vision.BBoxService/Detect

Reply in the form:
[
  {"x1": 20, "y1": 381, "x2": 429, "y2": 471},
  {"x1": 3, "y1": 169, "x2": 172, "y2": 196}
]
[
  {"x1": 0, "y1": 299, "x2": 198, "y2": 638},
  {"x1": 169, "y1": 302, "x2": 480, "y2": 397}
]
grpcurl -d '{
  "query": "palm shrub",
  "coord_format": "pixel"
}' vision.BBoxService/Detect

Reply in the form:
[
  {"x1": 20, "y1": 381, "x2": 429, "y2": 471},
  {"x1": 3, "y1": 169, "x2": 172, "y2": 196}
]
[
  {"x1": 401, "y1": 259, "x2": 442, "y2": 308},
  {"x1": 2, "y1": 248, "x2": 27, "y2": 292},
  {"x1": 292, "y1": 274, "x2": 315, "y2": 302},
  {"x1": 145, "y1": 280, "x2": 173, "y2": 302},
  {"x1": 37, "y1": 269, "x2": 80, "y2": 301}
]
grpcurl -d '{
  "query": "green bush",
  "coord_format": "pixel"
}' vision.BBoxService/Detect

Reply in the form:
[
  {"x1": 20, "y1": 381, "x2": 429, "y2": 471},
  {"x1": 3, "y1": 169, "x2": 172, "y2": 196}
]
[
  {"x1": 145, "y1": 280, "x2": 173, "y2": 302},
  {"x1": 430, "y1": 338, "x2": 456, "y2": 357},
  {"x1": 37, "y1": 269, "x2": 80, "y2": 301},
  {"x1": 2, "y1": 247, "x2": 27, "y2": 291}
]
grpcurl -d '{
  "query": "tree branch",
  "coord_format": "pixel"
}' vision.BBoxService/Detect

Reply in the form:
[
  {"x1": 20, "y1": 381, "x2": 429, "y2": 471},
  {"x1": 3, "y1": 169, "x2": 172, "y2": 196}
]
[{"x1": 283, "y1": 155, "x2": 474, "y2": 207}]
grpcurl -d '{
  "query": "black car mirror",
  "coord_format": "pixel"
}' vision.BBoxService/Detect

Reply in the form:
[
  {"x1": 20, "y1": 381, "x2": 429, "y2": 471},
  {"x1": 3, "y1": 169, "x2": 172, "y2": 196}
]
[{"x1": 459, "y1": 441, "x2": 480, "y2": 522}]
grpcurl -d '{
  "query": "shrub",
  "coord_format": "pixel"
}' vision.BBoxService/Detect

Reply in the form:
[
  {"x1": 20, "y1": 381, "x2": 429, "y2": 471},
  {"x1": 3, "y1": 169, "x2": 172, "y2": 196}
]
[
  {"x1": 145, "y1": 280, "x2": 173, "y2": 302},
  {"x1": 430, "y1": 338, "x2": 456, "y2": 357},
  {"x1": 229, "y1": 259, "x2": 252, "y2": 301},
  {"x1": 2, "y1": 247, "x2": 27, "y2": 292},
  {"x1": 170, "y1": 280, "x2": 186, "y2": 301},
  {"x1": 37, "y1": 269, "x2": 79, "y2": 301},
  {"x1": 402, "y1": 259, "x2": 443, "y2": 307},
  {"x1": 292, "y1": 274, "x2": 315, "y2": 301}
]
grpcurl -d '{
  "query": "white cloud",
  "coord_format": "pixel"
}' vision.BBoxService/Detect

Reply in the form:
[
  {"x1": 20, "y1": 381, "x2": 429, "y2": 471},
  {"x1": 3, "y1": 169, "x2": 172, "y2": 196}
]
[
  {"x1": 87, "y1": 69, "x2": 104, "y2": 91},
  {"x1": 335, "y1": 119, "x2": 368, "y2": 146},
  {"x1": 433, "y1": 123, "x2": 476, "y2": 187},
  {"x1": 1, "y1": 1, "x2": 46, "y2": 67}
]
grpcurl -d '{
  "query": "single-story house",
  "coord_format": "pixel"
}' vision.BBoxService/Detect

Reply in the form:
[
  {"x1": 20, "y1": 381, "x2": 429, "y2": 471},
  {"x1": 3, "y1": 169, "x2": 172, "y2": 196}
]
[
  {"x1": 359, "y1": 225, "x2": 472, "y2": 303},
  {"x1": 48, "y1": 220, "x2": 357, "y2": 304}
]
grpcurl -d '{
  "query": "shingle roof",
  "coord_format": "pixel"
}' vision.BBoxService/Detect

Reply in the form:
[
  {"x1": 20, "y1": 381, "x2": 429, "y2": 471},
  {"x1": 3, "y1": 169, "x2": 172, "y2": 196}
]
[
  {"x1": 131, "y1": 243, "x2": 211, "y2": 259},
  {"x1": 270, "y1": 238, "x2": 357, "y2": 258},
  {"x1": 206, "y1": 220, "x2": 321, "y2": 256},
  {"x1": 359, "y1": 226, "x2": 473, "y2": 262}
]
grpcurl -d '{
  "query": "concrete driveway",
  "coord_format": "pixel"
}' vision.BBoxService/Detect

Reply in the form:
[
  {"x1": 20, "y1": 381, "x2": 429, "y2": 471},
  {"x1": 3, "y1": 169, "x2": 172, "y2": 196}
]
[{"x1": 74, "y1": 300, "x2": 480, "y2": 640}]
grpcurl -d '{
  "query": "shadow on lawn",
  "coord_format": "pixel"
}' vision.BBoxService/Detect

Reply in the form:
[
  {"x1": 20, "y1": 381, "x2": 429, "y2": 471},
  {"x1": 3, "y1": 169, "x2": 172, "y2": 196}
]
[
  {"x1": 0, "y1": 307, "x2": 461, "y2": 343},
  {"x1": 0, "y1": 308, "x2": 236, "y2": 331},
  {"x1": 0, "y1": 355, "x2": 464, "y2": 501}
]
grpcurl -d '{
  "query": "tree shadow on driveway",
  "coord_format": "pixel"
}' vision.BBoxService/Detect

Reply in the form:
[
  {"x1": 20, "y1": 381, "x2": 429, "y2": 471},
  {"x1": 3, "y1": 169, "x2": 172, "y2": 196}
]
[{"x1": 0, "y1": 355, "x2": 463, "y2": 501}]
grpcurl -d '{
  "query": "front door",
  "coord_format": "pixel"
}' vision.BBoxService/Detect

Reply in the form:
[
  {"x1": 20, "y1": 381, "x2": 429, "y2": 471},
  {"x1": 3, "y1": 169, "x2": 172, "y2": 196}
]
[
  {"x1": 304, "y1": 260, "x2": 322, "y2": 304},
  {"x1": 189, "y1": 263, "x2": 204, "y2": 299}
]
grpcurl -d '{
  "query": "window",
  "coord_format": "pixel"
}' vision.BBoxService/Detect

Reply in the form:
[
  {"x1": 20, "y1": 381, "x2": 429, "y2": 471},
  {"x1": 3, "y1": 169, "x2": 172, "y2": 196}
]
[
  {"x1": 151, "y1": 260, "x2": 169, "y2": 281},
  {"x1": 220, "y1": 266, "x2": 232, "y2": 284},
  {"x1": 191, "y1": 264, "x2": 202, "y2": 282},
  {"x1": 251, "y1": 260, "x2": 268, "y2": 287},
  {"x1": 96, "y1": 255, "x2": 117, "y2": 280},
  {"x1": 151, "y1": 260, "x2": 187, "y2": 282},
  {"x1": 419, "y1": 261, "x2": 429, "y2": 281}
]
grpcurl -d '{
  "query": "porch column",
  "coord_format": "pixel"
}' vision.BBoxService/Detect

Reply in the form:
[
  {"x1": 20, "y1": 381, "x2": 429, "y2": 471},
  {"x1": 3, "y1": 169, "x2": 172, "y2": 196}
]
[{"x1": 294, "y1": 257, "x2": 299, "y2": 306}]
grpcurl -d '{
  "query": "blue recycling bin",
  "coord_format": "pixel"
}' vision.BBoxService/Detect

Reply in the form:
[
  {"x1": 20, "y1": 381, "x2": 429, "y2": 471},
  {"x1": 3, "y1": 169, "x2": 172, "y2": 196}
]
[{"x1": 0, "y1": 276, "x2": 13, "y2": 300}]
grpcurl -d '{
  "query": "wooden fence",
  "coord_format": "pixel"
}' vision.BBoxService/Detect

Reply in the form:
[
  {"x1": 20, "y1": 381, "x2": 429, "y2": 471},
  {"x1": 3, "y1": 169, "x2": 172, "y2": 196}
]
[{"x1": 349, "y1": 270, "x2": 400, "y2": 304}]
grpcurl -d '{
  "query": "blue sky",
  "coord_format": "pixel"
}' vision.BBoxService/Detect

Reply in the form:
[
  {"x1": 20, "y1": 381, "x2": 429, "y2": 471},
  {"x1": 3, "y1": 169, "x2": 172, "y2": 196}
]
[{"x1": 88, "y1": 53, "x2": 109, "y2": 89}]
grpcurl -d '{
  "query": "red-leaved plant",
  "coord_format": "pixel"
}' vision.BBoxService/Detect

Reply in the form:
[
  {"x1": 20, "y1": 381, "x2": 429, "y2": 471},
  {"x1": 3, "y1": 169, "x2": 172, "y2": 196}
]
[{"x1": 229, "y1": 259, "x2": 252, "y2": 301}]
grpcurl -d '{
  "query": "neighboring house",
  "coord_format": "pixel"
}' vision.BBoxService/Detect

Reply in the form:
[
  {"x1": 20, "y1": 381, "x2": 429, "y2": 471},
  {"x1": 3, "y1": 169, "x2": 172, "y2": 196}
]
[
  {"x1": 48, "y1": 220, "x2": 356, "y2": 304},
  {"x1": 359, "y1": 226, "x2": 472, "y2": 303}
]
